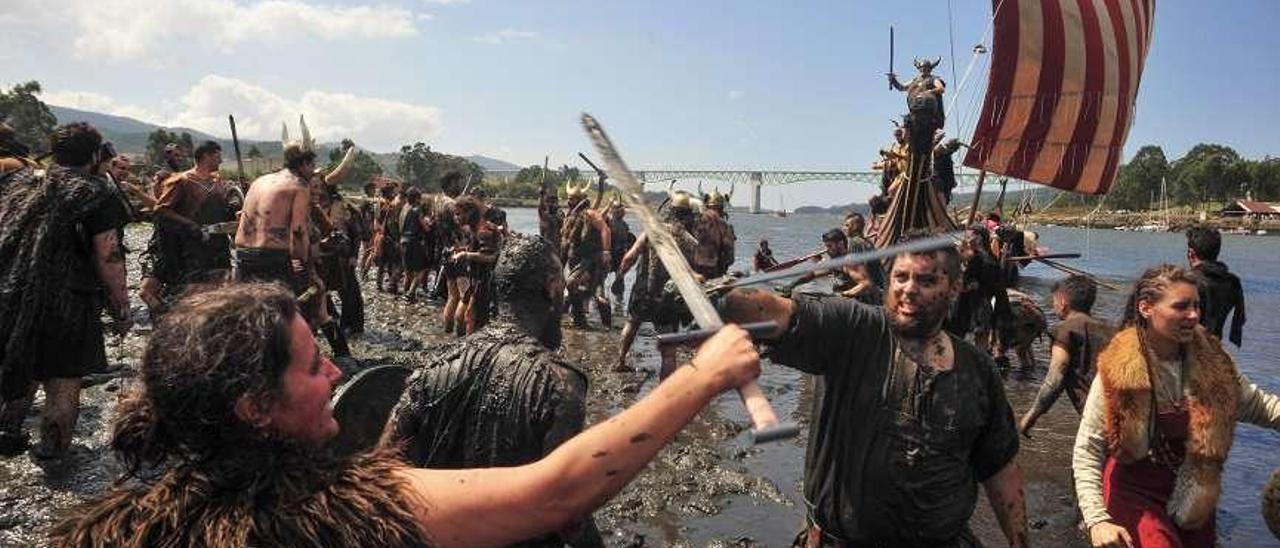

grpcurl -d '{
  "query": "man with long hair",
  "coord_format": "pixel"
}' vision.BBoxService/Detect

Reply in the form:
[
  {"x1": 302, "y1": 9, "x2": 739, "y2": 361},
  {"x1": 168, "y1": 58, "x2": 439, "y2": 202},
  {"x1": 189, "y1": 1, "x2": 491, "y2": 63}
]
[{"x1": 0, "y1": 123, "x2": 132, "y2": 458}]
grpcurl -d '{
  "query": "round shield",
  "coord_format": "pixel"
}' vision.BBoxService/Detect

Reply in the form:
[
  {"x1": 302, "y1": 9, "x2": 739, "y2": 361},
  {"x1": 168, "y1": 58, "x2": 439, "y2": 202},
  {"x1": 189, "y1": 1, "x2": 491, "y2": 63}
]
[
  {"x1": 329, "y1": 364, "x2": 413, "y2": 458},
  {"x1": 1264, "y1": 467, "x2": 1280, "y2": 540}
]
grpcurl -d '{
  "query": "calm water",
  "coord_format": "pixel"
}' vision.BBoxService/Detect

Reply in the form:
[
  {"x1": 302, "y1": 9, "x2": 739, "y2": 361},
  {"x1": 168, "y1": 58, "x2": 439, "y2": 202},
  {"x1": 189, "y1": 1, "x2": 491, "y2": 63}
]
[{"x1": 504, "y1": 208, "x2": 1280, "y2": 546}]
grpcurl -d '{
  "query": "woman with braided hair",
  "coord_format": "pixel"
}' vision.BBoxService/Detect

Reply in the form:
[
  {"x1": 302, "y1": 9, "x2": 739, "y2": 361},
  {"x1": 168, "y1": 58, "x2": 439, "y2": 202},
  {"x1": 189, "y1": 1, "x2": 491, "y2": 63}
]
[{"x1": 1074, "y1": 265, "x2": 1280, "y2": 547}]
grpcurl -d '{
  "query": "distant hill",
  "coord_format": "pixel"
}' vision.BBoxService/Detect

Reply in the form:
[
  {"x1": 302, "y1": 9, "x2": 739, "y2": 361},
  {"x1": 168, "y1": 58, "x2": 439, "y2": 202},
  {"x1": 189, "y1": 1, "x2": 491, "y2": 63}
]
[
  {"x1": 48, "y1": 105, "x2": 522, "y2": 174},
  {"x1": 468, "y1": 155, "x2": 521, "y2": 172}
]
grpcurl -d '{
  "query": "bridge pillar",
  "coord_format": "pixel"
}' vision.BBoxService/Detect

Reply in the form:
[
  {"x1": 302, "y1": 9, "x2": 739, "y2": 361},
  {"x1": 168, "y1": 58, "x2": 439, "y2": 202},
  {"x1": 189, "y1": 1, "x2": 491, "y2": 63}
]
[{"x1": 749, "y1": 172, "x2": 763, "y2": 214}]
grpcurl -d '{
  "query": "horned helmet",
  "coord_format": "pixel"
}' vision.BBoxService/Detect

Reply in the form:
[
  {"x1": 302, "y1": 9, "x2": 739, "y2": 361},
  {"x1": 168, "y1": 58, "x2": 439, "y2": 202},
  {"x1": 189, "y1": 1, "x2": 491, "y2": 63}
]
[
  {"x1": 564, "y1": 180, "x2": 590, "y2": 205},
  {"x1": 705, "y1": 189, "x2": 727, "y2": 211},
  {"x1": 281, "y1": 115, "x2": 318, "y2": 176},
  {"x1": 913, "y1": 57, "x2": 942, "y2": 74},
  {"x1": 669, "y1": 190, "x2": 692, "y2": 211}
]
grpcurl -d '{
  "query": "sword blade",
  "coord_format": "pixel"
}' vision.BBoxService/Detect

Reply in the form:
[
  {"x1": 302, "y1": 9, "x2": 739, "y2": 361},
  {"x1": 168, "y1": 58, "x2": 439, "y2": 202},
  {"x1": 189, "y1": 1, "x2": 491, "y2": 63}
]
[
  {"x1": 719, "y1": 233, "x2": 960, "y2": 291},
  {"x1": 581, "y1": 114, "x2": 721, "y2": 330}
]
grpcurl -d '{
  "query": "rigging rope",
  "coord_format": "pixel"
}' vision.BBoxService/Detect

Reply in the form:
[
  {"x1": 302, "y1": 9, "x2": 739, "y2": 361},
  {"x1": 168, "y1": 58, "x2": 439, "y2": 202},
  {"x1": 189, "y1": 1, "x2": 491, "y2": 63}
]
[{"x1": 947, "y1": 0, "x2": 959, "y2": 136}]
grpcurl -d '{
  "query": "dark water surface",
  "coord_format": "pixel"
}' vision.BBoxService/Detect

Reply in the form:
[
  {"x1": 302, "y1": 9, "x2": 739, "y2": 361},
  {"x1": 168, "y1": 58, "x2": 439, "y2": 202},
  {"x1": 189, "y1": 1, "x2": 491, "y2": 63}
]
[{"x1": 507, "y1": 208, "x2": 1280, "y2": 546}]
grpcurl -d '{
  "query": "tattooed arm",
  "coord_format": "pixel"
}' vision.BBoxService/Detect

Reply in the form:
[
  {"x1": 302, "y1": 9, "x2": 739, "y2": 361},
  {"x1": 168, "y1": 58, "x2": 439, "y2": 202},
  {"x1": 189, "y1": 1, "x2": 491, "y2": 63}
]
[
  {"x1": 289, "y1": 187, "x2": 311, "y2": 267},
  {"x1": 1019, "y1": 342, "x2": 1072, "y2": 436},
  {"x1": 983, "y1": 461, "x2": 1029, "y2": 548},
  {"x1": 91, "y1": 230, "x2": 130, "y2": 322}
]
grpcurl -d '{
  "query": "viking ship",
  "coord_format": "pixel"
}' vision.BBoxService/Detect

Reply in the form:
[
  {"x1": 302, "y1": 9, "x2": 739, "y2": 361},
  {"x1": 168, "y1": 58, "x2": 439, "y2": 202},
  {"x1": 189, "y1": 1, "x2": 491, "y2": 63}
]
[{"x1": 876, "y1": 0, "x2": 1156, "y2": 247}]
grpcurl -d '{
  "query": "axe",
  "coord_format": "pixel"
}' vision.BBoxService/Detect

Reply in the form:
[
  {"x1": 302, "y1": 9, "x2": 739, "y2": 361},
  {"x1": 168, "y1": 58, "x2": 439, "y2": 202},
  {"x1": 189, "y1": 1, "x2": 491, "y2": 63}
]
[{"x1": 581, "y1": 113, "x2": 797, "y2": 444}]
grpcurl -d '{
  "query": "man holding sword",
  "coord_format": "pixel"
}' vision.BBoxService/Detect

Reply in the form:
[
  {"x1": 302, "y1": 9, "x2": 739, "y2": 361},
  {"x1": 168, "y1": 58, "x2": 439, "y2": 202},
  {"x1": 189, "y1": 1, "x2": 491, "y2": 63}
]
[{"x1": 718, "y1": 232, "x2": 1028, "y2": 548}]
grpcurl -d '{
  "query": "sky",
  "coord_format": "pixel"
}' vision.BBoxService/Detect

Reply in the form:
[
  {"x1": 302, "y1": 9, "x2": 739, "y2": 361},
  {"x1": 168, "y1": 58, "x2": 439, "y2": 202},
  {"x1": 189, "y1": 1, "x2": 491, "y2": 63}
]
[{"x1": 2, "y1": 0, "x2": 1278, "y2": 208}]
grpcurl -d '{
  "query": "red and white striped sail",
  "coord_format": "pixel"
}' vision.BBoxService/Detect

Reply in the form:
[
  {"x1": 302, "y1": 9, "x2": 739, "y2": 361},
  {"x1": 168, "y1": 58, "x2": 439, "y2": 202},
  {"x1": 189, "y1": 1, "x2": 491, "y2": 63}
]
[{"x1": 963, "y1": 0, "x2": 1155, "y2": 195}]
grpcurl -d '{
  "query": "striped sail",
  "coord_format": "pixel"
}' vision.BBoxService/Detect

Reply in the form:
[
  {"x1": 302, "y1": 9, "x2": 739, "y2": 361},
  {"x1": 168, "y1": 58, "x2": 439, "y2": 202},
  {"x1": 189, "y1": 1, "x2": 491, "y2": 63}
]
[{"x1": 963, "y1": 0, "x2": 1155, "y2": 195}]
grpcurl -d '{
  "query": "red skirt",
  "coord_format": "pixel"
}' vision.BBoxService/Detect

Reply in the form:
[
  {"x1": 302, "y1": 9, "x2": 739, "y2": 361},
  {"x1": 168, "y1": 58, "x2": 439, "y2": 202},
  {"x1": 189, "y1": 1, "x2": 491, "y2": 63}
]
[{"x1": 1102, "y1": 406, "x2": 1216, "y2": 547}]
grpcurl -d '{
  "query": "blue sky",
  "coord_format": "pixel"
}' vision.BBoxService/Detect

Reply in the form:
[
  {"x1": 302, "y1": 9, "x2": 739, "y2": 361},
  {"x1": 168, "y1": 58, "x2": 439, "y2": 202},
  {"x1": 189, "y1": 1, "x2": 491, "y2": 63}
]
[{"x1": 2, "y1": 0, "x2": 1277, "y2": 207}]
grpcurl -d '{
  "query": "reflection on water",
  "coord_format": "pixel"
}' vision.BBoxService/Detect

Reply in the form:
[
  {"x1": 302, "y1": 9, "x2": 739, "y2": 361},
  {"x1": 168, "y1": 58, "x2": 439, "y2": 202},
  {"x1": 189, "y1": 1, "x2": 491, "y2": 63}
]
[{"x1": 505, "y1": 208, "x2": 1280, "y2": 546}]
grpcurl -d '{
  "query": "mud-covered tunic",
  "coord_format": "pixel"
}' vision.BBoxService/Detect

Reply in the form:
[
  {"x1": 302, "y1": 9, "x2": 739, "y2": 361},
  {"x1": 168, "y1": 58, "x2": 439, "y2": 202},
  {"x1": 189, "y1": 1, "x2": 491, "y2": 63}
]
[
  {"x1": 767, "y1": 296, "x2": 1019, "y2": 546},
  {"x1": 387, "y1": 322, "x2": 594, "y2": 547},
  {"x1": 627, "y1": 221, "x2": 697, "y2": 327}
]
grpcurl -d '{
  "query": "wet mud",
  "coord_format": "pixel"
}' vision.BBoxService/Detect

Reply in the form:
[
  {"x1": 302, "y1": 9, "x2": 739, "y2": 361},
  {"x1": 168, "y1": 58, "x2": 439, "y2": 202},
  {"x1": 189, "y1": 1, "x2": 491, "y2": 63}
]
[{"x1": 0, "y1": 224, "x2": 1089, "y2": 547}]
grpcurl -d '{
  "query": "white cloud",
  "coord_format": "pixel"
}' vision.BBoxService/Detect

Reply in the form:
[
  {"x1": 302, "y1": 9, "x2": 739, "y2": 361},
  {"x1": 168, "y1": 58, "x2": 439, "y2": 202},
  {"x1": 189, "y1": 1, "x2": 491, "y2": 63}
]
[
  {"x1": 45, "y1": 75, "x2": 443, "y2": 152},
  {"x1": 727, "y1": 90, "x2": 744, "y2": 101},
  {"x1": 4, "y1": 0, "x2": 422, "y2": 64},
  {"x1": 169, "y1": 75, "x2": 442, "y2": 151},
  {"x1": 472, "y1": 29, "x2": 539, "y2": 45},
  {"x1": 422, "y1": 0, "x2": 470, "y2": 4},
  {"x1": 42, "y1": 90, "x2": 163, "y2": 124}
]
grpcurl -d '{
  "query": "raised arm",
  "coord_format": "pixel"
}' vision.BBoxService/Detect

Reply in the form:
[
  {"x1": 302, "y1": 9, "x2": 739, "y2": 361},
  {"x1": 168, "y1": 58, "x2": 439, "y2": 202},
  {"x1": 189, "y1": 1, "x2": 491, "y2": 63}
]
[
  {"x1": 397, "y1": 326, "x2": 760, "y2": 548},
  {"x1": 618, "y1": 234, "x2": 647, "y2": 276}
]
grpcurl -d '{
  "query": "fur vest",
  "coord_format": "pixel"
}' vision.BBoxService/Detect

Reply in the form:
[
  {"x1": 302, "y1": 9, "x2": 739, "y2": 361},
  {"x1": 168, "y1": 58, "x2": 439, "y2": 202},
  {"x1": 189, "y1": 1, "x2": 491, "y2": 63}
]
[
  {"x1": 51, "y1": 448, "x2": 430, "y2": 547},
  {"x1": 1097, "y1": 326, "x2": 1239, "y2": 530}
]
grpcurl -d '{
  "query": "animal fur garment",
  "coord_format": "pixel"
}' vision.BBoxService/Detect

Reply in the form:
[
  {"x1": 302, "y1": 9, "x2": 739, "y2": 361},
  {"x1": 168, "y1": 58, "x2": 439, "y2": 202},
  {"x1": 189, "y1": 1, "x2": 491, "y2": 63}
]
[
  {"x1": 51, "y1": 446, "x2": 429, "y2": 547},
  {"x1": 1098, "y1": 326, "x2": 1239, "y2": 530}
]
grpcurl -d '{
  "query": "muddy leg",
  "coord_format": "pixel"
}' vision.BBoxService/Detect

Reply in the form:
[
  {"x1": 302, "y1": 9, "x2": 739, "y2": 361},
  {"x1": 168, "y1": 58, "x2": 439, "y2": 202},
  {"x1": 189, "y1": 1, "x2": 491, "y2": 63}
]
[
  {"x1": 658, "y1": 343, "x2": 679, "y2": 380},
  {"x1": 34, "y1": 377, "x2": 81, "y2": 459},
  {"x1": 615, "y1": 319, "x2": 640, "y2": 372},
  {"x1": 0, "y1": 383, "x2": 36, "y2": 454},
  {"x1": 139, "y1": 277, "x2": 165, "y2": 316},
  {"x1": 442, "y1": 277, "x2": 459, "y2": 334}
]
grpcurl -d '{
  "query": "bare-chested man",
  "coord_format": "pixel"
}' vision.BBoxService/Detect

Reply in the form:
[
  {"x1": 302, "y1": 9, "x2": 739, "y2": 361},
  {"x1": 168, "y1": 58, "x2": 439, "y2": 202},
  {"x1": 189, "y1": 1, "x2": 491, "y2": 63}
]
[{"x1": 233, "y1": 142, "x2": 313, "y2": 290}]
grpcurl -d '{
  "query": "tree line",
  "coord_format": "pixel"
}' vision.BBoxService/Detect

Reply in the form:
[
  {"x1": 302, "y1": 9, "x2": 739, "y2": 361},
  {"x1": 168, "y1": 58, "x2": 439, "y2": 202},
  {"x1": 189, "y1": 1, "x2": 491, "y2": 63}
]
[{"x1": 1105, "y1": 144, "x2": 1280, "y2": 211}]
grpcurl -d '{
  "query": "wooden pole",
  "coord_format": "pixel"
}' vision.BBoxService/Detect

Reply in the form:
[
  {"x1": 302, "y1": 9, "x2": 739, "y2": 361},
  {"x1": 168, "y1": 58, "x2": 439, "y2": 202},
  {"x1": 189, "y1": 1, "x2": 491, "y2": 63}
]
[{"x1": 965, "y1": 170, "x2": 987, "y2": 226}]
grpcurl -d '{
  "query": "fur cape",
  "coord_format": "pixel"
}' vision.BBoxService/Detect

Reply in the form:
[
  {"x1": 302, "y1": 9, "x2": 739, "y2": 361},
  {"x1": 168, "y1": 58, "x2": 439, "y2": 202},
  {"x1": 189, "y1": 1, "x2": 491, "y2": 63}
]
[
  {"x1": 1098, "y1": 326, "x2": 1239, "y2": 530},
  {"x1": 51, "y1": 447, "x2": 430, "y2": 547}
]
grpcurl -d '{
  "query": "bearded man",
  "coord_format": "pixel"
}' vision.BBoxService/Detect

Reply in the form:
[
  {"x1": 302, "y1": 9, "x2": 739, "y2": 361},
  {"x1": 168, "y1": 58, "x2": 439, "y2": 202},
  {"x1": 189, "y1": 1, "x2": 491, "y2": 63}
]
[
  {"x1": 386, "y1": 233, "x2": 602, "y2": 547},
  {"x1": 138, "y1": 142, "x2": 190, "y2": 314},
  {"x1": 154, "y1": 140, "x2": 240, "y2": 287},
  {"x1": 0, "y1": 123, "x2": 132, "y2": 457},
  {"x1": 559, "y1": 183, "x2": 612, "y2": 328},
  {"x1": 692, "y1": 190, "x2": 736, "y2": 279},
  {"x1": 719, "y1": 233, "x2": 1027, "y2": 548}
]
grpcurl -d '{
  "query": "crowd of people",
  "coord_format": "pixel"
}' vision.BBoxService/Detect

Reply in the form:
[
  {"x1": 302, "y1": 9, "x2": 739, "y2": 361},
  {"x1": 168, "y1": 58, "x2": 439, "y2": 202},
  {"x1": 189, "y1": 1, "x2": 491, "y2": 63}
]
[{"x1": 0, "y1": 119, "x2": 1278, "y2": 548}]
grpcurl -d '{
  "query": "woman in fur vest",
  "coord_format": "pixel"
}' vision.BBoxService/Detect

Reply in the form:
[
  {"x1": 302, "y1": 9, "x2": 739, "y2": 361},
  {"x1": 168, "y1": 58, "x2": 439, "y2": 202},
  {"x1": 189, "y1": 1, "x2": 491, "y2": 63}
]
[{"x1": 1073, "y1": 265, "x2": 1280, "y2": 547}]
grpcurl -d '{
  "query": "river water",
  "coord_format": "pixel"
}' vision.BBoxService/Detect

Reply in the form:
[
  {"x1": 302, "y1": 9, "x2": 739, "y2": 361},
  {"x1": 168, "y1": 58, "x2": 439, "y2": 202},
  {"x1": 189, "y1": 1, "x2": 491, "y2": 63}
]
[{"x1": 505, "y1": 208, "x2": 1280, "y2": 547}]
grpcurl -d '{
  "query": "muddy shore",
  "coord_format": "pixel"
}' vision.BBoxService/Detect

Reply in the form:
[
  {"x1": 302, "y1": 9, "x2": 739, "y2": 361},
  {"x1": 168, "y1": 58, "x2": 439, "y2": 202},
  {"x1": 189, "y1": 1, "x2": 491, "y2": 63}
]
[{"x1": 0, "y1": 224, "x2": 1088, "y2": 547}]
